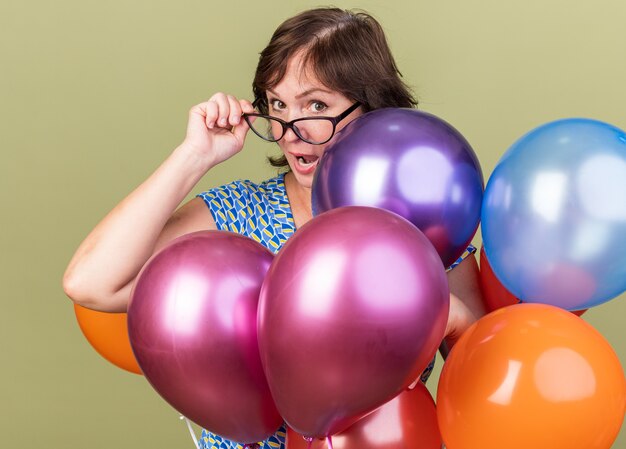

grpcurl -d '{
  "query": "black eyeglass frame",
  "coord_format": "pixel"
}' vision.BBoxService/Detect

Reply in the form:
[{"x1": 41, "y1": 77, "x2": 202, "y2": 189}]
[{"x1": 242, "y1": 102, "x2": 361, "y2": 145}]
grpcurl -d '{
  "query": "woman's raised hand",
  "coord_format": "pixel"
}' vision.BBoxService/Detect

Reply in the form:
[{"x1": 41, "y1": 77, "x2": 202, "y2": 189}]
[
  {"x1": 182, "y1": 93, "x2": 255, "y2": 169},
  {"x1": 63, "y1": 93, "x2": 256, "y2": 311}
]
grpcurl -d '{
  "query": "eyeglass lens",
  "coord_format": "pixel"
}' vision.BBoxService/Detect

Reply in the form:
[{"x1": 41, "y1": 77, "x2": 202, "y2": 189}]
[{"x1": 249, "y1": 117, "x2": 335, "y2": 144}]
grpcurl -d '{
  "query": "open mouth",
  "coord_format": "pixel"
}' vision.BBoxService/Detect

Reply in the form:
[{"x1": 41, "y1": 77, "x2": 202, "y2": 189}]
[{"x1": 297, "y1": 154, "x2": 319, "y2": 166}]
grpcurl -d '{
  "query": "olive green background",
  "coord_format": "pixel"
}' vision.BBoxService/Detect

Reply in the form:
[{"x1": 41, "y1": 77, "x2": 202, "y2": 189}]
[{"x1": 2, "y1": 0, "x2": 625, "y2": 448}]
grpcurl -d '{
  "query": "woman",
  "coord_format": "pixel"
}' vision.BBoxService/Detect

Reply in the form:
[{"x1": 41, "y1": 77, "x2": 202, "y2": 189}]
[{"x1": 63, "y1": 7, "x2": 485, "y2": 449}]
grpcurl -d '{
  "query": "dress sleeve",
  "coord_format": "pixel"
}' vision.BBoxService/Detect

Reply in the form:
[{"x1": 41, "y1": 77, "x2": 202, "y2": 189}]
[{"x1": 196, "y1": 180, "x2": 251, "y2": 233}]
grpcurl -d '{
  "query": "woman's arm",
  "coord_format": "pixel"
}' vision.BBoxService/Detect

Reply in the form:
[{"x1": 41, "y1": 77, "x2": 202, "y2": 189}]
[
  {"x1": 441, "y1": 253, "x2": 486, "y2": 357},
  {"x1": 63, "y1": 95, "x2": 253, "y2": 312}
]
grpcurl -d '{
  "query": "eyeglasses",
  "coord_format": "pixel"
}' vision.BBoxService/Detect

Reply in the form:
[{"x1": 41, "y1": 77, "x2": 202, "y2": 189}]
[{"x1": 243, "y1": 102, "x2": 361, "y2": 145}]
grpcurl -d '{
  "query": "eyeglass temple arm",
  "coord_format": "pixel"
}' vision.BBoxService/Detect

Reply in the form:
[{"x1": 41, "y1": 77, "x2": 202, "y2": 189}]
[{"x1": 334, "y1": 102, "x2": 362, "y2": 123}]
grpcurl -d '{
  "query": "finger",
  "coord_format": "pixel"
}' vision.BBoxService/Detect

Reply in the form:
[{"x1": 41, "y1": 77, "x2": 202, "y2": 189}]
[
  {"x1": 233, "y1": 112, "x2": 251, "y2": 141},
  {"x1": 188, "y1": 102, "x2": 210, "y2": 132},
  {"x1": 204, "y1": 100, "x2": 218, "y2": 129},
  {"x1": 209, "y1": 93, "x2": 231, "y2": 128},
  {"x1": 239, "y1": 99, "x2": 255, "y2": 114},
  {"x1": 238, "y1": 99, "x2": 256, "y2": 127},
  {"x1": 226, "y1": 95, "x2": 242, "y2": 126},
  {"x1": 232, "y1": 116, "x2": 251, "y2": 144},
  {"x1": 232, "y1": 99, "x2": 253, "y2": 143}
]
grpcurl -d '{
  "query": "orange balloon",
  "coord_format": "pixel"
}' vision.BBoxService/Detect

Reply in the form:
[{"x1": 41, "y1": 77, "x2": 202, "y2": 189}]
[
  {"x1": 479, "y1": 246, "x2": 586, "y2": 316},
  {"x1": 74, "y1": 304, "x2": 142, "y2": 375},
  {"x1": 286, "y1": 383, "x2": 441, "y2": 449},
  {"x1": 437, "y1": 303, "x2": 625, "y2": 449}
]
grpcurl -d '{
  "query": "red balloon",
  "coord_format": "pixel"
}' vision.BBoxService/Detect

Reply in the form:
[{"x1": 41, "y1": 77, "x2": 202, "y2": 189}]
[
  {"x1": 128, "y1": 231, "x2": 282, "y2": 444},
  {"x1": 258, "y1": 206, "x2": 449, "y2": 438},
  {"x1": 286, "y1": 383, "x2": 442, "y2": 449},
  {"x1": 478, "y1": 245, "x2": 520, "y2": 312},
  {"x1": 479, "y1": 246, "x2": 586, "y2": 316}
]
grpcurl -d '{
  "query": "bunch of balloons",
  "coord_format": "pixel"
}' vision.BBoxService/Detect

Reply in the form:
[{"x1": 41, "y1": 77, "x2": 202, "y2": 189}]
[
  {"x1": 71, "y1": 111, "x2": 626, "y2": 449},
  {"x1": 124, "y1": 108, "x2": 482, "y2": 445},
  {"x1": 127, "y1": 207, "x2": 450, "y2": 445},
  {"x1": 443, "y1": 117, "x2": 626, "y2": 449}
]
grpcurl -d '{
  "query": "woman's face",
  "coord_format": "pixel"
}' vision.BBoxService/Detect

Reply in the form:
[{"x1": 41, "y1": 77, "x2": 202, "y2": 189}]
[{"x1": 267, "y1": 54, "x2": 362, "y2": 189}]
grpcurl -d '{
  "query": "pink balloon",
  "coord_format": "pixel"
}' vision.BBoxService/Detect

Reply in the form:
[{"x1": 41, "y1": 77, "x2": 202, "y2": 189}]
[
  {"x1": 128, "y1": 231, "x2": 282, "y2": 444},
  {"x1": 258, "y1": 206, "x2": 450, "y2": 438}
]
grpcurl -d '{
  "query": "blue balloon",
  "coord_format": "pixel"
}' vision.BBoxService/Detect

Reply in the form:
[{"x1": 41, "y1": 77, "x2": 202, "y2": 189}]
[{"x1": 482, "y1": 118, "x2": 626, "y2": 310}]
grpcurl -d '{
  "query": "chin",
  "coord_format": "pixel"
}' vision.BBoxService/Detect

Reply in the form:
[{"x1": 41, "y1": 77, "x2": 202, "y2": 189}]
[
  {"x1": 285, "y1": 167, "x2": 314, "y2": 190},
  {"x1": 293, "y1": 171, "x2": 314, "y2": 190}
]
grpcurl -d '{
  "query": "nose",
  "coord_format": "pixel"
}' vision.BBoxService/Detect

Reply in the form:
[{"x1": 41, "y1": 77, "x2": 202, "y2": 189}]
[{"x1": 282, "y1": 124, "x2": 300, "y2": 143}]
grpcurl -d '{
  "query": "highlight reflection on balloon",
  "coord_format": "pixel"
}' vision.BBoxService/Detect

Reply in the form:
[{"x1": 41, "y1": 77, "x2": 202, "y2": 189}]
[
  {"x1": 312, "y1": 108, "x2": 483, "y2": 268},
  {"x1": 128, "y1": 231, "x2": 282, "y2": 444},
  {"x1": 482, "y1": 118, "x2": 626, "y2": 309},
  {"x1": 258, "y1": 206, "x2": 449, "y2": 438},
  {"x1": 437, "y1": 303, "x2": 626, "y2": 449}
]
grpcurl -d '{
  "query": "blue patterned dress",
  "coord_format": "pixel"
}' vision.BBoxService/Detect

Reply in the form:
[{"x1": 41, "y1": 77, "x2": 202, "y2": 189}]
[{"x1": 196, "y1": 173, "x2": 476, "y2": 449}]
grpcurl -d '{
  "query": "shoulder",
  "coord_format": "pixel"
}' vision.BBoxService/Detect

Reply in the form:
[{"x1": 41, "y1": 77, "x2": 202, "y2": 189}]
[
  {"x1": 154, "y1": 197, "x2": 217, "y2": 253},
  {"x1": 195, "y1": 175, "x2": 291, "y2": 237},
  {"x1": 196, "y1": 175, "x2": 285, "y2": 207}
]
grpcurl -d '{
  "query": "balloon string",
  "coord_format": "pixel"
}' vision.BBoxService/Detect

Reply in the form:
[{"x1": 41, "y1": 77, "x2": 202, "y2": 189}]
[
  {"x1": 326, "y1": 436, "x2": 334, "y2": 449},
  {"x1": 180, "y1": 415, "x2": 200, "y2": 449}
]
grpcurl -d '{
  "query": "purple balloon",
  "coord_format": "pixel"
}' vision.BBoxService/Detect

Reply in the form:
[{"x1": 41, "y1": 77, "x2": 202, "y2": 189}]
[
  {"x1": 258, "y1": 206, "x2": 450, "y2": 438},
  {"x1": 128, "y1": 231, "x2": 282, "y2": 444},
  {"x1": 312, "y1": 108, "x2": 484, "y2": 268}
]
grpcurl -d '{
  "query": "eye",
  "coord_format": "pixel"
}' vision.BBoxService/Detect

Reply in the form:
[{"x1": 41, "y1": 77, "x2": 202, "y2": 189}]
[
  {"x1": 269, "y1": 99, "x2": 286, "y2": 113},
  {"x1": 310, "y1": 101, "x2": 328, "y2": 113}
]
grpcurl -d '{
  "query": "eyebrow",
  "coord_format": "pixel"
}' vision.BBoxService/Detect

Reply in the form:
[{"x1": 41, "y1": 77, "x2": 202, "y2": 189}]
[{"x1": 267, "y1": 87, "x2": 333, "y2": 100}]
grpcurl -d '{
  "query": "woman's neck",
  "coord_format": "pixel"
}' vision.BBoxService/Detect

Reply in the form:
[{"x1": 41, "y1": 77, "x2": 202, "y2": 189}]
[{"x1": 284, "y1": 171, "x2": 313, "y2": 229}]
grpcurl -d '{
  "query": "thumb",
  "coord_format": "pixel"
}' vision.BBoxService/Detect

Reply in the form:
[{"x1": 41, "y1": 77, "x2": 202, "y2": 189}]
[
  {"x1": 232, "y1": 99, "x2": 255, "y2": 144},
  {"x1": 187, "y1": 103, "x2": 210, "y2": 134},
  {"x1": 232, "y1": 118, "x2": 250, "y2": 144}
]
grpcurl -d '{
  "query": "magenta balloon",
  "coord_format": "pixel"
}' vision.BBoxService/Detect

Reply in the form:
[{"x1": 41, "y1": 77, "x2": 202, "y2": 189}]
[
  {"x1": 128, "y1": 231, "x2": 282, "y2": 444},
  {"x1": 258, "y1": 206, "x2": 450, "y2": 438},
  {"x1": 312, "y1": 108, "x2": 483, "y2": 268}
]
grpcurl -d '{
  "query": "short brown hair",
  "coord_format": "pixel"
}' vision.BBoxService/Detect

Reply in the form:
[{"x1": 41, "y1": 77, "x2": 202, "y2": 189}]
[{"x1": 252, "y1": 7, "x2": 417, "y2": 168}]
